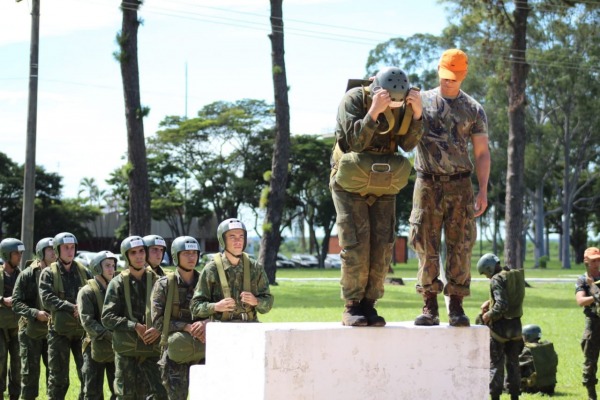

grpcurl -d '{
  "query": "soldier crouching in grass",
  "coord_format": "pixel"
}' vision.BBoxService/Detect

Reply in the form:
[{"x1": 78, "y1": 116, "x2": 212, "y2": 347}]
[
  {"x1": 101, "y1": 236, "x2": 167, "y2": 399},
  {"x1": 151, "y1": 236, "x2": 206, "y2": 400}
]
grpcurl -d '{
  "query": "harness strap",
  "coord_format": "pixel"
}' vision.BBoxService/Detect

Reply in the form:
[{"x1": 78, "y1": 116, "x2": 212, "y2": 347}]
[
  {"x1": 122, "y1": 269, "x2": 154, "y2": 324},
  {"x1": 87, "y1": 279, "x2": 104, "y2": 323},
  {"x1": 214, "y1": 254, "x2": 232, "y2": 321},
  {"x1": 51, "y1": 262, "x2": 87, "y2": 300},
  {"x1": 160, "y1": 273, "x2": 177, "y2": 347}
]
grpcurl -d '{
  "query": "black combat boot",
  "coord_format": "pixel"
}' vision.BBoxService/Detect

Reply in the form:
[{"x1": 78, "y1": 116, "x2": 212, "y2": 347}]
[
  {"x1": 414, "y1": 292, "x2": 440, "y2": 326},
  {"x1": 510, "y1": 394, "x2": 519, "y2": 400},
  {"x1": 342, "y1": 300, "x2": 368, "y2": 326},
  {"x1": 587, "y1": 384, "x2": 597, "y2": 400},
  {"x1": 360, "y1": 299, "x2": 386, "y2": 327},
  {"x1": 490, "y1": 395, "x2": 500, "y2": 400}
]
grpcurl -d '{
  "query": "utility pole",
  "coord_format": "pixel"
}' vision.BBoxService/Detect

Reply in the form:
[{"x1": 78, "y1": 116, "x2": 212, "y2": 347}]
[{"x1": 20, "y1": 0, "x2": 41, "y2": 265}]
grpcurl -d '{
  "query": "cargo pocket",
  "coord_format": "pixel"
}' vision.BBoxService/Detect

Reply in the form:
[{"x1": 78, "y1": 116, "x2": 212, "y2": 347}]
[
  {"x1": 408, "y1": 208, "x2": 425, "y2": 253},
  {"x1": 336, "y1": 213, "x2": 358, "y2": 248}
]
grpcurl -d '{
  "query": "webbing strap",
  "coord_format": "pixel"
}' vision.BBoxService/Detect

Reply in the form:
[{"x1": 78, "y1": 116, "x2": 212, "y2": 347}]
[
  {"x1": 0, "y1": 266, "x2": 4, "y2": 298},
  {"x1": 122, "y1": 269, "x2": 153, "y2": 324},
  {"x1": 87, "y1": 279, "x2": 104, "y2": 323},
  {"x1": 214, "y1": 254, "x2": 231, "y2": 321},
  {"x1": 51, "y1": 262, "x2": 87, "y2": 300},
  {"x1": 160, "y1": 273, "x2": 177, "y2": 347}
]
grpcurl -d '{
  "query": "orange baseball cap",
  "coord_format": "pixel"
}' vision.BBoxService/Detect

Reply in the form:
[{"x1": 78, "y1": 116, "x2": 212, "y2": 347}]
[
  {"x1": 438, "y1": 48, "x2": 469, "y2": 81},
  {"x1": 584, "y1": 247, "x2": 600, "y2": 261}
]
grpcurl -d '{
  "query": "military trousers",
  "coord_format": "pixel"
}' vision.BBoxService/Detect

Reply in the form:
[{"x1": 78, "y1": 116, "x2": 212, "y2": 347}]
[
  {"x1": 409, "y1": 177, "x2": 475, "y2": 296},
  {"x1": 114, "y1": 353, "x2": 166, "y2": 400},
  {"x1": 581, "y1": 316, "x2": 600, "y2": 386},
  {"x1": 18, "y1": 328, "x2": 48, "y2": 400},
  {"x1": 0, "y1": 327, "x2": 20, "y2": 400},
  {"x1": 46, "y1": 330, "x2": 84, "y2": 400},
  {"x1": 82, "y1": 344, "x2": 116, "y2": 400},
  {"x1": 331, "y1": 180, "x2": 395, "y2": 301},
  {"x1": 159, "y1": 350, "x2": 202, "y2": 400},
  {"x1": 490, "y1": 335, "x2": 523, "y2": 397}
]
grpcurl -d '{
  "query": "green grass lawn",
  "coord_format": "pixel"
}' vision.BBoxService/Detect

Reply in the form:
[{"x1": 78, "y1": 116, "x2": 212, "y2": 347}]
[{"x1": 33, "y1": 259, "x2": 588, "y2": 400}]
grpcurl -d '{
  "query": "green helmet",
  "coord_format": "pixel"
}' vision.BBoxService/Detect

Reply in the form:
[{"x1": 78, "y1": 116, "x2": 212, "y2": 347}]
[
  {"x1": 370, "y1": 67, "x2": 410, "y2": 106},
  {"x1": 522, "y1": 324, "x2": 542, "y2": 343},
  {"x1": 53, "y1": 232, "x2": 78, "y2": 258},
  {"x1": 90, "y1": 251, "x2": 118, "y2": 276},
  {"x1": 120, "y1": 236, "x2": 145, "y2": 266},
  {"x1": 35, "y1": 237, "x2": 54, "y2": 260},
  {"x1": 171, "y1": 236, "x2": 200, "y2": 267},
  {"x1": 217, "y1": 218, "x2": 247, "y2": 251},
  {"x1": 477, "y1": 253, "x2": 500, "y2": 278},
  {"x1": 142, "y1": 234, "x2": 167, "y2": 262},
  {"x1": 0, "y1": 238, "x2": 25, "y2": 263}
]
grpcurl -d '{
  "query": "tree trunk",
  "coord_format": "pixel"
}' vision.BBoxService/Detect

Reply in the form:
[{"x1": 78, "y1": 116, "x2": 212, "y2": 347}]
[
  {"x1": 119, "y1": 1, "x2": 151, "y2": 236},
  {"x1": 259, "y1": 0, "x2": 291, "y2": 284},
  {"x1": 533, "y1": 184, "x2": 545, "y2": 266},
  {"x1": 504, "y1": 0, "x2": 530, "y2": 270}
]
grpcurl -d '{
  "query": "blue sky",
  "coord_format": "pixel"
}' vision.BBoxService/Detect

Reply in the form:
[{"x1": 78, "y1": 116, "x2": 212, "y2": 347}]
[{"x1": 0, "y1": 0, "x2": 449, "y2": 198}]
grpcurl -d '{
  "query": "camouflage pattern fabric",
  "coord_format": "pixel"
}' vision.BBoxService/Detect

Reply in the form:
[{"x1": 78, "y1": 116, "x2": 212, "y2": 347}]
[
  {"x1": 151, "y1": 269, "x2": 202, "y2": 400},
  {"x1": 81, "y1": 345, "x2": 115, "y2": 400},
  {"x1": 409, "y1": 178, "x2": 475, "y2": 296},
  {"x1": 191, "y1": 255, "x2": 273, "y2": 321},
  {"x1": 12, "y1": 261, "x2": 48, "y2": 399},
  {"x1": 576, "y1": 274, "x2": 600, "y2": 386},
  {"x1": 331, "y1": 86, "x2": 423, "y2": 303},
  {"x1": 519, "y1": 341, "x2": 557, "y2": 394},
  {"x1": 486, "y1": 267, "x2": 525, "y2": 398},
  {"x1": 77, "y1": 277, "x2": 115, "y2": 399},
  {"x1": 39, "y1": 261, "x2": 91, "y2": 399},
  {"x1": 331, "y1": 181, "x2": 395, "y2": 301},
  {"x1": 101, "y1": 272, "x2": 166, "y2": 399},
  {"x1": 17, "y1": 329, "x2": 48, "y2": 400},
  {"x1": 149, "y1": 265, "x2": 165, "y2": 277},
  {"x1": 415, "y1": 87, "x2": 487, "y2": 175},
  {"x1": 0, "y1": 327, "x2": 20, "y2": 400},
  {"x1": 0, "y1": 266, "x2": 20, "y2": 400}
]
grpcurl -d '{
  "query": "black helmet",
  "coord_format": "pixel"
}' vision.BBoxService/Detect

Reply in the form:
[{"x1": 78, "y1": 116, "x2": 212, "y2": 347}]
[{"x1": 522, "y1": 324, "x2": 542, "y2": 343}]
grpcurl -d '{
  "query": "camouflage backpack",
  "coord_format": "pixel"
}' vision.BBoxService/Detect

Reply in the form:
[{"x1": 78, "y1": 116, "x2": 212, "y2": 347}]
[{"x1": 490, "y1": 269, "x2": 525, "y2": 319}]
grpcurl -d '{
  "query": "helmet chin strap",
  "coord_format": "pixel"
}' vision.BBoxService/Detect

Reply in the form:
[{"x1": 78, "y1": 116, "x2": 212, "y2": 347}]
[
  {"x1": 177, "y1": 265, "x2": 194, "y2": 273},
  {"x1": 225, "y1": 249, "x2": 242, "y2": 259},
  {"x1": 60, "y1": 257, "x2": 72, "y2": 266}
]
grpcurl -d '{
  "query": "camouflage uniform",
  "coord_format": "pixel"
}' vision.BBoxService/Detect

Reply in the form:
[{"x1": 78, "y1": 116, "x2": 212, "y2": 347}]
[
  {"x1": 485, "y1": 267, "x2": 524, "y2": 399},
  {"x1": 331, "y1": 87, "x2": 423, "y2": 303},
  {"x1": 101, "y1": 271, "x2": 167, "y2": 400},
  {"x1": 12, "y1": 260, "x2": 49, "y2": 400},
  {"x1": 576, "y1": 273, "x2": 600, "y2": 389},
  {"x1": 149, "y1": 265, "x2": 165, "y2": 277},
  {"x1": 151, "y1": 269, "x2": 202, "y2": 400},
  {"x1": 190, "y1": 254, "x2": 273, "y2": 321},
  {"x1": 519, "y1": 340, "x2": 558, "y2": 394},
  {"x1": 39, "y1": 261, "x2": 92, "y2": 400},
  {"x1": 0, "y1": 265, "x2": 21, "y2": 400},
  {"x1": 410, "y1": 87, "x2": 487, "y2": 296},
  {"x1": 77, "y1": 277, "x2": 116, "y2": 400}
]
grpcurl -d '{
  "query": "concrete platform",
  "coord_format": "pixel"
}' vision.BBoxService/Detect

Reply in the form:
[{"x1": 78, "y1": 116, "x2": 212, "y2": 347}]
[{"x1": 189, "y1": 322, "x2": 489, "y2": 400}]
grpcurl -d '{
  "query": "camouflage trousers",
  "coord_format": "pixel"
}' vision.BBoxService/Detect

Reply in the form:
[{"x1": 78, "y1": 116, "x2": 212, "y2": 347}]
[
  {"x1": 581, "y1": 316, "x2": 600, "y2": 386},
  {"x1": 490, "y1": 334, "x2": 523, "y2": 397},
  {"x1": 158, "y1": 350, "x2": 202, "y2": 400},
  {"x1": 47, "y1": 330, "x2": 84, "y2": 400},
  {"x1": 82, "y1": 344, "x2": 116, "y2": 400},
  {"x1": 114, "y1": 353, "x2": 166, "y2": 399},
  {"x1": 18, "y1": 328, "x2": 48, "y2": 400},
  {"x1": 409, "y1": 177, "x2": 475, "y2": 296},
  {"x1": 331, "y1": 180, "x2": 395, "y2": 301},
  {"x1": 0, "y1": 327, "x2": 20, "y2": 400}
]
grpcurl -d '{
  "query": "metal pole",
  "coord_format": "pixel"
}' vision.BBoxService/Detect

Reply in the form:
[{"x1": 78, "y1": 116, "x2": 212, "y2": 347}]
[{"x1": 20, "y1": 0, "x2": 41, "y2": 265}]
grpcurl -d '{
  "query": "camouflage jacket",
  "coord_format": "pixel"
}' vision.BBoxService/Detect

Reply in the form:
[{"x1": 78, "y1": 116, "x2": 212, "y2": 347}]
[
  {"x1": 576, "y1": 273, "x2": 600, "y2": 319},
  {"x1": 12, "y1": 261, "x2": 46, "y2": 320},
  {"x1": 149, "y1": 264, "x2": 166, "y2": 277},
  {"x1": 39, "y1": 260, "x2": 92, "y2": 313},
  {"x1": 415, "y1": 87, "x2": 488, "y2": 175},
  {"x1": 487, "y1": 267, "x2": 524, "y2": 340},
  {"x1": 0, "y1": 264, "x2": 20, "y2": 313},
  {"x1": 77, "y1": 277, "x2": 111, "y2": 340},
  {"x1": 151, "y1": 269, "x2": 200, "y2": 334},
  {"x1": 101, "y1": 269, "x2": 157, "y2": 332},
  {"x1": 190, "y1": 254, "x2": 273, "y2": 321},
  {"x1": 334, "y1": 87, "x2": 424, "y2": 155}
]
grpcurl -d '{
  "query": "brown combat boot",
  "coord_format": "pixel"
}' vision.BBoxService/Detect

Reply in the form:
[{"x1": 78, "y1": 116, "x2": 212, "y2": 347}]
[
  {"x1": 342, "y1": 300, "x2": 368, "y2": 327},
  {"x1": 360, "y1": 299, "x2": 386, "y2": 327},
  {"x1": 448, "y1": 295, "x2": 470, "y2": 327},
  {"x1": 414, "y1": 292, "x2": 440, "y2": 326}
]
